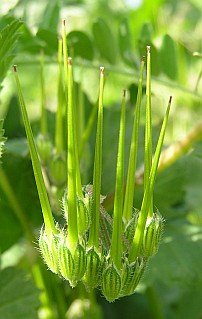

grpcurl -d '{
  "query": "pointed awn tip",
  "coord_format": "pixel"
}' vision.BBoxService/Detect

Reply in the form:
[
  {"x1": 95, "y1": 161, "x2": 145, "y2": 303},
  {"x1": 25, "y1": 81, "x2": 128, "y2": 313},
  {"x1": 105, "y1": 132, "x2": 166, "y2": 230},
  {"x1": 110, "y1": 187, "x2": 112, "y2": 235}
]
[
  {"x1": 13, "y1": 65, "x2": 17, "y2": 72},
  {"x1": 100, "y1": 66, "x2": 104, "y2": 75},
  {"x1": 142, "y1": 56, "x2": 145, "y2": 62},
  {"x1": 68, "y1": 57, "x2": 72, "y2": 65},
  {"x1": 146, "y1": 46, "x2": 151, "y2": 54},
  {"x1": 169, "y1": 96, "x2": 172, "y2": 103}
]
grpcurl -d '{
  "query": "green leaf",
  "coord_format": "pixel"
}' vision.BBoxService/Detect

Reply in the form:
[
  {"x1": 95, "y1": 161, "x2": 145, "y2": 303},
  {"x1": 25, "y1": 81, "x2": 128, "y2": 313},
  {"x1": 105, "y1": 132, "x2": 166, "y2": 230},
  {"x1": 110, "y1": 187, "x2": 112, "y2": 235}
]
[
  {"x1": 0, "y1": 267, "x2": 39, "y2": 319},
  {"x1": 0, "y1": 19, "x2": 23, "y2": 86},
  {"x1": 0, "y1": 153, "x2": 42, "y2": 253},
  {"x1": 36, "y1": 29, "x2": 58, "y2": 55},
  {"x1": 118, "y1": 18, "x2": 137, "y2": 68},
  {"x1": 67, "y1": 31, "x2": 94, "y2": 60},
  {"x1": 143, "y1": 221, "x2": 202, "y2": 287},
  {"x1": 160, "y1": 34, "x2": 178, "y2": 80},
  {"x1": 38, "y1": 0, "x2": 60, "y2": 33},
  {"x1": 92, "y1": 18, "x2": 117, "y2": 64}
]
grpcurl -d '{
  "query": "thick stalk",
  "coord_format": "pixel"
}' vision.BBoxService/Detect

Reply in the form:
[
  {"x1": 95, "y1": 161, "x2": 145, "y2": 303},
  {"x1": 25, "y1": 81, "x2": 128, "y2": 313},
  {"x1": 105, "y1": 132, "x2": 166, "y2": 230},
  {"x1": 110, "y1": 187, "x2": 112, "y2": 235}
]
[
  {"x1": 55, "y1": 36, "x2": 64, "y2": 154},
  {"x1": 66, "y1": 58, "x2": 78, "y2": 250},
  {"x1": 145, "y1": 46, "x2": 153, "y2": 218},
  {"x1": 123, "y1": 57, "x2": 145, "y2": 222},
  {"x1": 13, "y1": 65, "x2": 57, "y2": 238},
  {"x1": 129, "y1": 97, "x2": 171, "y2": 262},
  {"x1": 110, "y1": 90, "x2": 126, "y2": 269},
  {"x1": 88, "y1": 67, "x2": 104, "y2": 248}
]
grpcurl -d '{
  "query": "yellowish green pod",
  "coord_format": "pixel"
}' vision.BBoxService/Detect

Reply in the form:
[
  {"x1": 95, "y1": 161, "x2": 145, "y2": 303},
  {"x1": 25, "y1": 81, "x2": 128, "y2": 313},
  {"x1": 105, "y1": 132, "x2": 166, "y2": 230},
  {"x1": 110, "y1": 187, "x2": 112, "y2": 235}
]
[
  {"x1": 39, "y1": 227, "x2": 59, "y2": 274},
  {"x1": 102, "y1": 262, "x2": 122, "y2": 302}
]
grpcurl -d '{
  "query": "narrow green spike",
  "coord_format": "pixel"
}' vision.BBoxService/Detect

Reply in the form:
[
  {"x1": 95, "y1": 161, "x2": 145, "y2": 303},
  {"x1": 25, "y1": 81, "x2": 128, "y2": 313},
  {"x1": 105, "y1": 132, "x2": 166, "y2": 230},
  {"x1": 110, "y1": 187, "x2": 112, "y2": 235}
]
[
  {"x1": 123, "y1": 57, "x2": 145, "y2": 222},
  {"x1": 55, "y1": 36, "x2": 64, "y2": 154},
  {"x1": 66, "y1": 57, "x2": 78, "y2": 250},
  {"x1": 144, "y1": 46, "x2": 153, "y2": 218},
  {"x1": 129, "y1": 97, "x2": 172, "y2": 262},
  {"x1": 13, "y1": 65, "x2": 57, "y2": 238},
  {"x1": 110, "y1": 90, "x2": 126, "y2": 269},
  {"x1": 40, "y1": 49, "x2": 47, "y2": 135},
  {"x1": 88, "y1": 67, "x2": 105, "y2": 248}
]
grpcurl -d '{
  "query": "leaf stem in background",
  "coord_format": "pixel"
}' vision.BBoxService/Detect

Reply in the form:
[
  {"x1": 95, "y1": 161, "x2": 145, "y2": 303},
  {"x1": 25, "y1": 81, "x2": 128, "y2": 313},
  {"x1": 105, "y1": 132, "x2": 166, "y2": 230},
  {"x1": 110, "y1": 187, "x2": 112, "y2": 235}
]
[
  {"x1": 110, "y1": 90, "x2": 126, "y2": 269},
  {"x1": 0, "y1": 167, "x2": 35, "y2": 242},
  {"x1": 13, "y1": 65, "x2": 57, "y2": 238},
  {"x1": 88, "y1": 67, "x2": 104, "y2": 249},
  {"x1": 123, "y1": 56, "x2": 145, "y2": 222},
  {"x1": 40, "y1": 49, "x2": 47, "y2": 135},
  {"x1": 55, "y1": 36, "x2": 64, "y2": 154},
  {"x1": 129, "y1": 97, "x2": 171, "y2": 262}
]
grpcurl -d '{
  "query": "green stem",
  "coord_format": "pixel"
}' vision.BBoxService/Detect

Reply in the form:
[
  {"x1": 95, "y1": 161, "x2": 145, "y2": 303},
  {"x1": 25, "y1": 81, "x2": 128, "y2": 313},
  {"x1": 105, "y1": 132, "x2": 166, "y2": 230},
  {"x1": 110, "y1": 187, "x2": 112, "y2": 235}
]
[
  {"x1": 13, "y1": 65, "x2": 56, "y2": 238},
  {"x1": 40, "y1": 49, "x2": 47, "y2": 135},
  {"x1": 123, "y1": 57, "x2": 145, "y2": 222},
  {"x1": 110, "y1": 90, "x2": 126, "y2": 269},
  {"x1": 145, "y1": 46, "x2": 153, "y2": 218},
  {"x1": 55, "y1": 36, "x2": 64, "y2": 154},
  {"x1": 88, "y1": 67, "x2": 105, "y2": 248},
  {"x1": 146, "y1": 285, "x2": 166, "y2": 319},
  {"x1": 66, "y1": 58, "x2": 78, "y2": 250},
  {"x1": 129, "y1": 97, "x2": 171, "y2": 262}
]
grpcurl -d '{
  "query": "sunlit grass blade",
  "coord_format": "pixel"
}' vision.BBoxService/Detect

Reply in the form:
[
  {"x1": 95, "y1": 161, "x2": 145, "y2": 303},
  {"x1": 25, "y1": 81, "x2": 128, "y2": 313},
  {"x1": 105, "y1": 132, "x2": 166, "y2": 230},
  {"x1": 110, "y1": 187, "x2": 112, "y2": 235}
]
[
  {"x1": 55, "y1": 36, "x2": 64, "y2": 154},
  {"x1": 123, "y1": 57, "x2": 145, "y2": 222},
  {"x1": 144, "y1": 46, "x2": 153, "y2": 218},
  {"x1": 40, "y1": 49, "x2": 47, "y2": 135},
  {"x1": 88, "y1": 67, "x2": 105, "y2": 248},
  {"x1": 13, "y1": 65, "x2": 57, "y2": 238},
  {"x1": 129, "y1": 96, "x2": 172, "y2": 262},
  {"x1": 66, "y1": 57, "x2": 78, "y2": 250},
  {"x1": 110, "y1": 90, "x2": 126, "y2": 269}
]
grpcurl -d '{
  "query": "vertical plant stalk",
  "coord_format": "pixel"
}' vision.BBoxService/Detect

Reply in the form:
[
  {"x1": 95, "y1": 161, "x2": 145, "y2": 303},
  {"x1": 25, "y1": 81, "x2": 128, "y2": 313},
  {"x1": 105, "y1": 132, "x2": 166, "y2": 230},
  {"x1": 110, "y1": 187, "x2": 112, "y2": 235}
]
[
  {"x1": 66, "y1": 57, "x2": 78, "y2": 250},
  {"x1": 88, "y1": 67, "x2": 105, "y2": 249},
  {"x1": 40, "y1": 49, "x2": 47, "y2": 135},
  {"x1": 55, "y1": 36, "x2": 64, "y2": 154},
  {"x1": 123, "y1": 57, "x2": 145, "y2": 222},
  {"x1": 144, "y1": 46, "x2": 153, "y2": 218},
  {"x1": 13, "y1": 65, "x2": 57, "y2": 238},
  {"x1": 110, "y1": 90, "x2": 126, "y2": 269},
  {"x1": 129, "y1": 97, "x2": 172, "y2": 262}
]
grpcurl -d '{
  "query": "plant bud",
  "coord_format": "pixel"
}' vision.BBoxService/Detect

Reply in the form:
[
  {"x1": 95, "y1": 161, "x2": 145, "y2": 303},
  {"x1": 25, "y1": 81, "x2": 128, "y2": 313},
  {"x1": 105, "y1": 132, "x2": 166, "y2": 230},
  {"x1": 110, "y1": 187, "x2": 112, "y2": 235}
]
[
  {"x1": 38, "y1": 227, "x2": 59, "y2": 274},
  {"x1": 36, "y1": 134, "x2": 52, "y2": 164},
  {"x1": 58, "y1": 238, "x2": 86, "y2": 287},
  {"x1": 48, "y1": 153, "x2": 66, "y2": 186},
  {"x1": 121, "y1": 257, "x2": 146, "y2": 297},
  {"x1": 71, "y1": 243, "x2": 86, "y2": 286},
  {"x1": 102, "y1": 263, "x2": 122, "y2": 302},
  {"x1": 82, "y1": 246, "x2": 102, "y2": 291},
  {"x1": 58, "y1": 236, "x2": 74, "y2": 284},
  {"x1": 142, "y1": 212, "x2": 163, "y2": 257}
]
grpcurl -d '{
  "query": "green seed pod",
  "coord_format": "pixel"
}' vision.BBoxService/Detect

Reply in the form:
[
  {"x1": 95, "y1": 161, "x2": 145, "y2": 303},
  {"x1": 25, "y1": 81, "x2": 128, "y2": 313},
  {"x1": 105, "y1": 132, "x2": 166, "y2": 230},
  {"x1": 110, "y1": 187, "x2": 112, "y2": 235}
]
[
  {"x1": 142, "y1": 212, "x2": 163, "y2": 257},
  {"x1": 82, "y1": 246, "x2": 102, "y2": 291},
  {"x1": 38, "y1": 227, "x2": 59, "y2": 274},
  {"x1": 58, "y1": 238, "x2": 86, "y2": 287},
  {"x1": 102, "y1": 262, "x2": 122, "y2": 302},
  {"x1": 72, "y1": 243, "x2": 86, "y2": 286},
  {"x1": 77, "y1": 197, "x2": 90, "y2": 236},
  {"x1": 121, "y1": 257, "x2": 146, "y2": 297},
  {"x1": 48, "y1": 153, "x2": 66, "y2": 186},
  {"x1": 36, "y1": 134, "x2": 52, "y2": 164},
  {"x1": 123, "y1": 209, "x2": 139, "y2": 248},
  {"x1": 58, "y1": 236, "x2": 74, "y2": 284}
]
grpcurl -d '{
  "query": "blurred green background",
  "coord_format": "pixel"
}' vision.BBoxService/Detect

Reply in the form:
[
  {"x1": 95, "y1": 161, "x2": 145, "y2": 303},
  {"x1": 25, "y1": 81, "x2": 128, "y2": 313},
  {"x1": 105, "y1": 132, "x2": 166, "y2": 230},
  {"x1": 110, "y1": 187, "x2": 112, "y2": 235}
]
[{"x1": 0, "y1": 0, "x2": 202, "y2": 318}]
